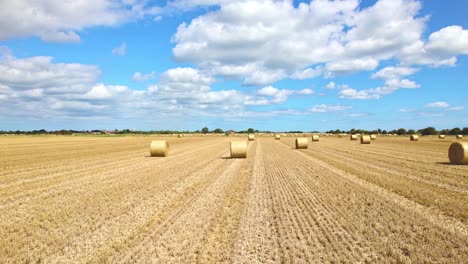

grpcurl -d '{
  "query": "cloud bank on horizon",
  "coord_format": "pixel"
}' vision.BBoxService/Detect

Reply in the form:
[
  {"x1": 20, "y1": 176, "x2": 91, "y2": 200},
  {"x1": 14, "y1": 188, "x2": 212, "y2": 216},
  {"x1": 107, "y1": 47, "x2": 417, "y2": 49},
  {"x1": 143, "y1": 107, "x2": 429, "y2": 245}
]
[{"x1": 0, "y1": 0, "x2": 467, "y2": 131}]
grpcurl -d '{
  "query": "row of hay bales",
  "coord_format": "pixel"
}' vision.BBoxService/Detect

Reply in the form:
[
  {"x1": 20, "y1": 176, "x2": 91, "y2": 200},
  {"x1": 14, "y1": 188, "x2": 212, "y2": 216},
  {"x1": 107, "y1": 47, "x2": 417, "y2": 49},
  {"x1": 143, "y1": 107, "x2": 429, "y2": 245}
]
[
  {"x1": 409, "y1": 134, "x2": 464, "y2": 141},
  {"x1": 349, "y1": 134, "x2": 376, "y2": 143},
  {"x1": 437, "y1": 134, "x2": 463, "y2": 139},
  {"x1": 233, "y1": 134, "x2": 256, "y2": 157},
  {"x1": 293, "y1": 134, "x2": 371, "y2": 148},
  {"x1": 149, "y1": 133, "x2": 290, "y2": 158},
  {"x1": 294, "y1": 135, "x2": 322, "y2": 149},
  {"x1": 149, "y1": 134, "x2": 468, "y2": 164},
  {"x1": 163, "y1": 133, "x2": 463, "y2": 139},
  {"x1": 346, "y1": 134, "x2": 463, "y2": 142}
]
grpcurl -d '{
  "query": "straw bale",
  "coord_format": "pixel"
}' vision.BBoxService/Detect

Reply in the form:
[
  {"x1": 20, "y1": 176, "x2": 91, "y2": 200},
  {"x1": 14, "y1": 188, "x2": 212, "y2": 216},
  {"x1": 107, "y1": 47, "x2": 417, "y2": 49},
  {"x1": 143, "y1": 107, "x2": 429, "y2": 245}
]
[
  {"x1": 150, "y1": 140, "x2": 169, "y2": 157},
  {"x1": 231, "y1": 141, "x2": 247, "y2": 158},
  {"x1": 448, "y1": 142, "x2": 468, "y2": 165},
  {"x1": 295, "y1": 138, "x2": 308, "y2": 149},
  {"x1": 361, "y1": 135, "x2": 371, "y2": 144}
]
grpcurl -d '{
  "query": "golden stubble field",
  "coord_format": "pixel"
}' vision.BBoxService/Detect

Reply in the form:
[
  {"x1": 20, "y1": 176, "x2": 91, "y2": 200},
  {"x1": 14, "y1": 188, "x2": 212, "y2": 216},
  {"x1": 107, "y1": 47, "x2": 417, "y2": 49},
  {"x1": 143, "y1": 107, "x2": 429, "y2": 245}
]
[{"x1": 0, "y1": 135, "x2": 467, "y2": 263}]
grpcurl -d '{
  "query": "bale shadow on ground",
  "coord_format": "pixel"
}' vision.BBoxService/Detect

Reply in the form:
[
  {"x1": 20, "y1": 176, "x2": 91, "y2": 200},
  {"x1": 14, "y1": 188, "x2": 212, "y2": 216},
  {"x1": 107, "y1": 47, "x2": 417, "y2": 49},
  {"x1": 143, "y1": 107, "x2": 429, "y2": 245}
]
[
  {"x1": 436, "y1": 162, "x2": 461, "y2": 166},
  {"x1": 220, "y1": 156, "x2": 249, "y2": 159}
]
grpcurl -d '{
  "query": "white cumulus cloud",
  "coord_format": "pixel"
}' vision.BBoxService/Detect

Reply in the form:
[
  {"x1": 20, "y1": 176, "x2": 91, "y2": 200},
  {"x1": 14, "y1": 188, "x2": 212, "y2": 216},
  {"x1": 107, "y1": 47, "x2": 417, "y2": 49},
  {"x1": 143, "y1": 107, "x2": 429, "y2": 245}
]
[
  {"x1": 325, "y1": 58, "x2": 379, "y2": 76},
  {"x1": 446, "y1": 106, "x2": 464, "y2": 111},
  {"x1": 291, "y1": 67, "x2": 322, "y2": 80},
  {"x1": 297, "y1": 88, "x2": 314, "y2": 95},
  {"x1": 132, "y1": 71, "x2": 156, "y2": 82},
  {"x1": 372, "y1": 66, "x2": 419, "y2": 80},
  {"x1": 309, "y1": 104, "x2": 352, "y2": 113},
  {"x1": 426, "y1": 101, "x2": 450, "y2": 108},
  {"x1": 168, "y1": 0, "x2": 468, "y2": 94},
  {"x1": 326, "y1": 82, "x2": 336, "y2": 90},
  {"x1": 339, "y1": 88, "x2": 380, "y2": 100},
  {"x1": 0, "y1": 0, "x2": 161, "y2": 43},
  {"x1": 112, "y1": 42, "x2": 127, "y2": 56},
  {"x1": 426, "y1": 26, "x2": 468, "y2": 57}
]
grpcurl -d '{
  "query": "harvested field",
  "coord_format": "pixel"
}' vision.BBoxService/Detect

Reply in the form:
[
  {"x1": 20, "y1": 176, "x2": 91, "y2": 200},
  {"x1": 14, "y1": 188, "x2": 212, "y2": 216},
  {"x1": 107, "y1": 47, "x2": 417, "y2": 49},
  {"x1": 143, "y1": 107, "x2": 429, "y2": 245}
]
[{"x1": 0, "y1": 135, "x2": 467, "y2": 263}]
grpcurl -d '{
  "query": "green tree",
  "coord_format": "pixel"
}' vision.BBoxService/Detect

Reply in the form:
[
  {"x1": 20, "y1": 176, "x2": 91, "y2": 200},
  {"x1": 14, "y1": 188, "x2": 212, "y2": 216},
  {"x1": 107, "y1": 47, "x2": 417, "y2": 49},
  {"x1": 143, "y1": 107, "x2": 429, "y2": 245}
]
[
  {"x1": 397, "y1": 128, "x2": 406, "y2": 135},
  {"x1": 201, "y1": 127, "x2": 209, "y2": 133},
  {"x1": 247, "y1": 128, "x2": 255, "y2": 133},
  {"x1": 418, "y1": 127, "x2": 437, "y2": 135},
  {"x1": 449, "y1": 127, "x2": 461, "y2": 135},
  {"x1": 407, "y1": 129, "x2": 416, "y2": 135},
  {"x1": 440, "y1": 129, "x2": 450, "y2": 135},
  {"x1": 213, "y1": 128, "x2": 224, "y2": 133}
]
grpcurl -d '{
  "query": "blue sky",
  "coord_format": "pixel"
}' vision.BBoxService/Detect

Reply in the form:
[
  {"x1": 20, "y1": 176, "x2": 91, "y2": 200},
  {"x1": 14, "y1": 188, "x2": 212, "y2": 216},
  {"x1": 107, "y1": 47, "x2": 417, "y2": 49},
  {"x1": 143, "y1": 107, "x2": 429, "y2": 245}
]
[{"x1": 0, "y1": 0, "x2": 467, "y2": 131}]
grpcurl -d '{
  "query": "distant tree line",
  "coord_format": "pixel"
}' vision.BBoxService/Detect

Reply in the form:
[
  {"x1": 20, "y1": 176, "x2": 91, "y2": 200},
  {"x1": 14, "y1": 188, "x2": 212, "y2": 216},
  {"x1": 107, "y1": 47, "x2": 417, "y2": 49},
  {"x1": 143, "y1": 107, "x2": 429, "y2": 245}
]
[
  {"x1": 324, "y1": 127, "x2": 468, "y2": 136},
  {"x1": 0, "y1": 129, "x2": 194, "y2": 135},
  {"x1": 1, "y1": 126, "x2": 467, "y2": 135}
]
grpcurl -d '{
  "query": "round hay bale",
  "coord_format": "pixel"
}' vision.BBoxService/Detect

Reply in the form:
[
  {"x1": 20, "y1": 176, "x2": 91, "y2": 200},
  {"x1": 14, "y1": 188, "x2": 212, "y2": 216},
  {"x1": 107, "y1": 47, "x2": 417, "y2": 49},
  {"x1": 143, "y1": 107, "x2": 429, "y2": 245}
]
[
  {"x1": 338, "y1": 135, "x2": 343, "y2": 138},
  {"x1": 410, "y1": 135, "x2": 419, "y2": 141},
  {"x1": 177, "y1": 134, "x2": 183, "y2": 138},
  {"x1": 275, "y1": 134, "x2": 281, "y2": 140},
  {"x1": 311, "y1": 135, "x2": 320, "y2": 142},
  {"x1": 150, "y1": 140, "x2": 169, "y2": 157},
  {"x1": 350, "y1": 134, "x2": 358, "y2": 140},
  {"x1": 295, "y1": 138, "x2": 308, "y2": 149},
  {"x1": 456, "y1": 134, "x2": 463, "y2": 139},
  {"x1": 370, "y1": 134, "x2": 377, "y2": 140},
  {"x1": 361, "y1": 135, "x2": 371, "y2": 144},
  {"x1": 231, "y1": 141, "x2": 247, "y2": 158},
  {"x1": 439, "y1": 135, "x2": 446, "y2": 139},
  {"x1": 248, "y1": 134, "x2": 255, "y2": 141},
  {"x1": 448, "y1": 142, "x2": 468, "y2": 165}
]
